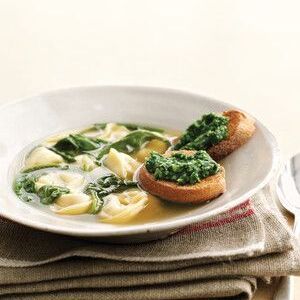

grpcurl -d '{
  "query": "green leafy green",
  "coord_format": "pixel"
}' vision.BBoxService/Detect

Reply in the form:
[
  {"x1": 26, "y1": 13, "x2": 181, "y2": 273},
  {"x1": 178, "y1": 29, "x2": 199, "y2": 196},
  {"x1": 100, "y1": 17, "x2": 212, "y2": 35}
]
[
  {"x1": 37, "y1": 185, "x2": 70, "y2": 205},
  {"x1": 96, "y1": 129, "x2": 170, "y2": 161},
  {"x1": 85, "y1": 174, "x2": 137, "y2": 214},
  {"x1": 14, "y1": 173, "x2": 38, "y2": 202},
  {"x1": 85, "y1": 174, "x2": 137, "y2": 196},
  {"x1": 173, "y1": 113, "x2": 229, "y2": 151},
  {"x1": 22, "y1": 164, "x2": 69, "y2": 173},
  {"x1": 92, "y1": 122, "x2": 164, "y2": 133},
  {"x1": 145, "y1": 150, "x2": 220, "y2": 185},
  {"x1": 118, "y1": 123, "x2": 164, "y2": 133},
  {"x1": 87, "y1": 190, "x2": 104, "y2": 214},
  {"x1": 92, "y1": 123, "x2": 107, "y2": 131},
  {"x1": 50, "y1": 134, "x2": 107, "y2": 162}
]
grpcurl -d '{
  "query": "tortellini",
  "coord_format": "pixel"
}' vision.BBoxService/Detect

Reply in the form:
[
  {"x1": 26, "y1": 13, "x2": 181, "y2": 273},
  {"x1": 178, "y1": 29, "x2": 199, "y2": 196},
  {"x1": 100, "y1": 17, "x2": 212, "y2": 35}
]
[
  {"x1": 25, "y1": 147, "x2": 64, "y2": 169},
  {"x1": 35, "y1": 171, "x2": 86, "y2": 192},
  {"x1": 14, "y1": 121, "x2": 183, "y2": 223},
  {"x1": 42, "y1": 130, "x2": 79, "y2": 147},
  {"x1": 35, "y1": 171, "x2": 90, "y2": 215},
  {"x1": 104, "y1": 148, "x2": 140, "y2": 180},
  {"x1": 75, "y1": 154, "x2": 97, "y2": 172},
  {"x1": 51, "y1": 193, "x2": 92, "y2": 215},
  {"x1": 134, "y1": 139, "x2": 169, "y2": 162},
  {"x1": 99, "y1": 189, "x2": 148, "y2": 223},
  {"x1": 99, "y1": 123, "x2": 130, "y2": 142}
]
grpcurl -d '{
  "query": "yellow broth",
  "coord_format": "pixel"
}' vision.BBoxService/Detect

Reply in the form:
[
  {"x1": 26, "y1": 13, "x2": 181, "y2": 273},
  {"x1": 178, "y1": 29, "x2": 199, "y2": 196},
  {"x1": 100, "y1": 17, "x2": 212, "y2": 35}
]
[{"x1": 14, "y1": 122, "x2": 200, "y2": 225}]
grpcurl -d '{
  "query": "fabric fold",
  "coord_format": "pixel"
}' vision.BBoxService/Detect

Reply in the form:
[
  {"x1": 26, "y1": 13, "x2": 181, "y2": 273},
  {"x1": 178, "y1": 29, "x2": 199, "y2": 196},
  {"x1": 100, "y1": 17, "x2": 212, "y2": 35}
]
[
  {"x1": 2, "y1": 277, "x2": 257, "y2": 300},
  {"x1": 0, "y1": 186, "x2": 299, "y2": 299}
]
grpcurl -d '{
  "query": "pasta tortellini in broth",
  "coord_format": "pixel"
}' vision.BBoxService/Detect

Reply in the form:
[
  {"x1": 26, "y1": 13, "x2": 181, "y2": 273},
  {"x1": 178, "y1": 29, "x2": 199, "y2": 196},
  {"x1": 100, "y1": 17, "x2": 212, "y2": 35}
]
[
  {"x1": 99, "y1": 189, "x2": 149, "y2": 223},
  {"x1": 35, "y1": 171, "x2": 86, "y2": 192},
  {"x1": 104, "y1": 148, "x2": 140, "y2": 180},
  {"x1": 25, "y1": 147, "x2": 64, "y2": 169},
  {"x1": 51, "y1": 193, "x2": 92, "y2": 215},
  {"x1": 14, "y1": 120, "x2": 190, "y2": 224},
  {"x1": 100, "y1": 123, "x2": 130, "y2": 142},
  {"x1": 43, "y1": 130, "x2": 79, "y2": 147},
  {"x1": 75, "y1": 154, "x2": 97, "y2": 172}
]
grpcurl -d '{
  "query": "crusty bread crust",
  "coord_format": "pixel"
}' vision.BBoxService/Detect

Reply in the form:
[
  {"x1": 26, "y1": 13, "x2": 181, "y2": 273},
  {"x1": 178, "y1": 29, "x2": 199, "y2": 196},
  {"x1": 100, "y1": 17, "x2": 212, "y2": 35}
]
[
  {"x1": 208, "y1": 110, "x2": 256, "y2": 161},
  {"x1": 138, "y1": 150, "x2": 226, "y2": 204}
]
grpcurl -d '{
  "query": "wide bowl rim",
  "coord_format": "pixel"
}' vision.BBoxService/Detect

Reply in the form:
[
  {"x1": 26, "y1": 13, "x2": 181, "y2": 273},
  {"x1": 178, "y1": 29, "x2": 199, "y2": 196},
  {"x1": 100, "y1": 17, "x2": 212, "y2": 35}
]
[{"x1": 0, "y1": 85, "x2": 280, "y2": 237}]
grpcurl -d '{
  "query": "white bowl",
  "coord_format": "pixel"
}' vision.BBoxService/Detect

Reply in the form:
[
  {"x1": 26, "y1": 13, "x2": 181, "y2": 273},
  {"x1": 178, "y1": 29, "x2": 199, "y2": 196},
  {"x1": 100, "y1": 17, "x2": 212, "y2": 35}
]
[{"x1": 0, "y1": 86, "x2": 279, "y2": 242}]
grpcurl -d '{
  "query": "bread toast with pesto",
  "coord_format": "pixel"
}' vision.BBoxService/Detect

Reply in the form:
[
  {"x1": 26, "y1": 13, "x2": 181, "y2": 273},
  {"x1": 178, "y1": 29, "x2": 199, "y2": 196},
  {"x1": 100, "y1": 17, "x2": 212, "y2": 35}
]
[
  {"x1": 138, "y1": 150, "x2": 226, "y2": 203},
  {"x1": 208, "y1": 110, "x2": 256, "y2": 161}
]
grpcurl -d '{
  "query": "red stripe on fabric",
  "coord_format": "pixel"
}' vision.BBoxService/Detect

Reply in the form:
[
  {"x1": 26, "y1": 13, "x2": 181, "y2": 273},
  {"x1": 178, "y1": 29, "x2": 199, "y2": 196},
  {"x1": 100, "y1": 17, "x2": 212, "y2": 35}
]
[
  {"x1": 228, "y1": 199, "x2": 251, "y2": 213},
  {"x1": 178, "y1": 208, "x2": 255, "y2": 235}
]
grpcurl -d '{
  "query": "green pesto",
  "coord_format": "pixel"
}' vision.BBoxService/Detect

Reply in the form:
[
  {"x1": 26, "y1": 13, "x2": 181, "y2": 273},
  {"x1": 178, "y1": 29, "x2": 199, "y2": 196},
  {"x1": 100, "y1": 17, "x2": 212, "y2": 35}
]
[
  {"x1": 173, "y1": 113, "x2": 229, "y2": 151},
  {"x1": 145, "y1": 150, "x2": 220, "y2": 185}
]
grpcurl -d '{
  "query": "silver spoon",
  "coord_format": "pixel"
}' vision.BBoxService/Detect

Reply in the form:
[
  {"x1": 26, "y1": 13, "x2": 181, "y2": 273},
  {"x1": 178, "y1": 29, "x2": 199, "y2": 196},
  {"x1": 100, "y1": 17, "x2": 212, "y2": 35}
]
[{"x1": 273, "y1": 153, "x2": 300, "y2": 300}]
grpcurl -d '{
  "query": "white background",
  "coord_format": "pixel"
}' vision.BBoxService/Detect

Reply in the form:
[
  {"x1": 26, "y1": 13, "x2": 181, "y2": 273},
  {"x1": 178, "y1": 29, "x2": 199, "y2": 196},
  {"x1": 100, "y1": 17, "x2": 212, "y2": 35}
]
[{"x1": 0, "y1": 1, "x2": 299, "y2": 298}]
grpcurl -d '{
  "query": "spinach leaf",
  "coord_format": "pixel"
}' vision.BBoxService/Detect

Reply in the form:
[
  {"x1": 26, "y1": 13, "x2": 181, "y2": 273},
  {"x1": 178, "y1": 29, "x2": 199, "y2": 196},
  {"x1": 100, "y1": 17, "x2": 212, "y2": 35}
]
[
  {"x1": 37, "y1": 185, "x2": 70, "y2": 205},
  {"x1": 50, "y1": 134, "x2": 107, "y2": 162},
  {"x1": 93, "y1": 123, "x2": 164, "y2": 133},
  {"x1": 88, "y1": 190, "x2": 104, "y2": 214},
  {"x1": 22, "y1": 164, "x2": 69, "y2": 173},
  {"x1": 92, "y1": 123, "x2": 107, "y2": 130},
  {"x1": 118, "y1": 123, "x2": 164, "y2": 133},
  {"x1": 85, "y1": 174, "x2": 137, "y2": 214},
  {"x1": 96, "y1": 129, "x2": 170, "y2": 160},
  {"x1": 85, "y1": 174, "x2": 137, "y2": 196},
  {"x1": 14, "y1": 173, "x2": 38, "y2": 202}
]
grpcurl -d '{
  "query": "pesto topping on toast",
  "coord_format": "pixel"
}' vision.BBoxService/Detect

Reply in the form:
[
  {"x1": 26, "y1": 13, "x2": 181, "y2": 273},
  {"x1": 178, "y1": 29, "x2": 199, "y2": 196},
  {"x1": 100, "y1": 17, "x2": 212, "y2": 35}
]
[
  {"x1": 173, "y1": 113, "x2": 229, "y2": 151},
  {"x1": 145, "y1": 150, "x2": 220, "y2": 185}
]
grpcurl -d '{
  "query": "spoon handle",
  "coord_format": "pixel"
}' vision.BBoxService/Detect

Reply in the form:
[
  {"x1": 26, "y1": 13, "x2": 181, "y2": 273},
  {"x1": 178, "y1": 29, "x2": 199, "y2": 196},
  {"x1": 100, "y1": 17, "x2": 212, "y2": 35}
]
[
  {"x1": 273, "y1": 276, "x2": 294, "y2": 300},
  {"x1": 273, "y1": 215, "x2": 299, "y2": 300}
]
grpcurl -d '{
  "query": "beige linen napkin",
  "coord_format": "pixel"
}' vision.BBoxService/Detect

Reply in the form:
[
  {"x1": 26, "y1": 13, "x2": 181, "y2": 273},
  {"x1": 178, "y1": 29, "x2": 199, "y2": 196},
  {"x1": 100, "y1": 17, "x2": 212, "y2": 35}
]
[{"x1": 0, "y1": 186, "x2": 299, "y2": 299}]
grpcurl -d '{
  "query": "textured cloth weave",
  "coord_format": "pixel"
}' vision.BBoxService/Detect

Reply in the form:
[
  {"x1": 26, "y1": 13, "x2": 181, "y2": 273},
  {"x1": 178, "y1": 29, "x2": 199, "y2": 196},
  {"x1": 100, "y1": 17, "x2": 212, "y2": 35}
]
[{"x1": 0, "y1": 186, "x2": 299, "y2": 299}]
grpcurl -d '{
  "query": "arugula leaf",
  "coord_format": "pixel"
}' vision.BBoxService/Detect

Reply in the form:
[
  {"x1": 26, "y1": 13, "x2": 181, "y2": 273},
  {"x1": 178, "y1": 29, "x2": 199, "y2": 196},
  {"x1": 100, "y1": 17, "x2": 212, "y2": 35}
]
[
  {"x1": 85, "y1": 174, "x2": 137, "y2": 214},
  {"x1": 14, "y1": 173, "x2": 38, "y2": 202},
  {"x1": 37, "y1": 185, "x2": 70, "y2": 205},
  {"x1": 50, "y1": 134, "x2": 106, "y2": 162},
  {"x1": 96, "y1": 129, "x2": 170, "y2": 161}
]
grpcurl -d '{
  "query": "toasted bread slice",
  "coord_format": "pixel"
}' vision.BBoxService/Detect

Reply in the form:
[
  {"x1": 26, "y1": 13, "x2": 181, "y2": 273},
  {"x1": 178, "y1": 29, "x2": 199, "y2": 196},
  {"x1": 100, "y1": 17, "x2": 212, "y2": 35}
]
[
  {"x1": 207, "y1": 110, "x2": 255, "y2": 161},
  {"x1": 138, "y1": 151, "x2": 226, "y2": 204}
]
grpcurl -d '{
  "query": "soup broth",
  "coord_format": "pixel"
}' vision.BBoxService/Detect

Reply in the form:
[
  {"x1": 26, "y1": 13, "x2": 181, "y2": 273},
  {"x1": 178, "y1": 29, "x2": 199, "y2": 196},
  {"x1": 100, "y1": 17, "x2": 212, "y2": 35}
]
[{"x1": 13, "y1": 122, "x2": 194, "y2": 225}]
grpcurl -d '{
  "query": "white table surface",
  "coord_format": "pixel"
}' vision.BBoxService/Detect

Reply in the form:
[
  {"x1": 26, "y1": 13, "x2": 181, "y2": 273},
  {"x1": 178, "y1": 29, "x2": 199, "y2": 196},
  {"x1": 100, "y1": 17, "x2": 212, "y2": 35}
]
[{"x1": 0, "y1": 0, "x2": 299, "y2": 299}]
